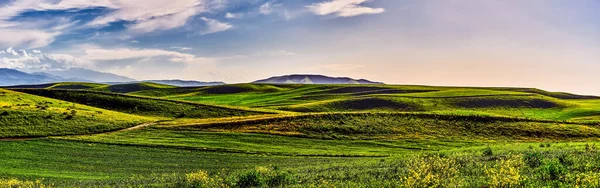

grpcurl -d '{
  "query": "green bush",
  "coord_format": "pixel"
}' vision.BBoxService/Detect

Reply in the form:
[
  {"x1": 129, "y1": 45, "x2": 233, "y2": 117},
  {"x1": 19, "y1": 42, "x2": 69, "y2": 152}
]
[
  {"x1": 524, "y1": 152, "x2": 544, "y2": 168},
  {"x1": 483, "y1": 147, "x2": 493, "y2": 157},
  {"x1": 539, "y1": 160, "x2": 567, "y2": 181},
  {"x1": 558, "y1": 153, "x2": 574, "y2": 167},
  {"x1": 235, "y1": 166, "x2": 294, "y2": 188},
  {"x1": 237, "y1": 170, "x2": 264, "y2": 187}
]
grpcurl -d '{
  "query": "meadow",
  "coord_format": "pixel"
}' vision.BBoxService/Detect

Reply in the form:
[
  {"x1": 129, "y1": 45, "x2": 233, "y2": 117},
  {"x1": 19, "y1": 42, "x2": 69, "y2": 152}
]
[{"x1": 1, "y1": 83, "x2": 600, "y2": 187}]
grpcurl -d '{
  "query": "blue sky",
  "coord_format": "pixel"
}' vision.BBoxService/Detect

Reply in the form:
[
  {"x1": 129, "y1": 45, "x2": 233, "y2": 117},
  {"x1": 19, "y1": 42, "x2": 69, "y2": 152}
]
[{"x1": 0, "y1": 0, "x2": 599, "y2": 95}]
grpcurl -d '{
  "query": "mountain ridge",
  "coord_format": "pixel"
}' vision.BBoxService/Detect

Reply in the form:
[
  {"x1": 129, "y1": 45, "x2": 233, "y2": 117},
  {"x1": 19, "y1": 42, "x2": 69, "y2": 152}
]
[
  {"x1": 41, "y1": 68, "x2": 136, "y2": 83},
  {"x1": 253, "y1": 74, "x2": 384, "y2": 85}
]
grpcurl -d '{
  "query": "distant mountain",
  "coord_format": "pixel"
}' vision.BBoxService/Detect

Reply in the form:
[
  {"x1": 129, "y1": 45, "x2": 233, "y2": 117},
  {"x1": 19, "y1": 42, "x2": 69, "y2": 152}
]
[
  {"x1": 42, "y1": 68, "x2": 135, "y2": 83},
  {"x1": 0, "y1": 68, "x2": 60, "y2": 86},
  {"x1": 253, "y1": 74, "x2": 383, "y2": 85},
  {"x1": 143, "y1": 80, "x2": 225, "y2": 87},
  {"x1": 30, "y1": 72, "x2": 90, "y2": 82}
]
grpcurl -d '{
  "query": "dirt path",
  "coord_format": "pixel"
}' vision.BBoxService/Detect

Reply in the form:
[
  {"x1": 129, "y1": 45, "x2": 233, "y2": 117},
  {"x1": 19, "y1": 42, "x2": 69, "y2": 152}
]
[
  {"x1": 0, "y1": 122, "x2": 157, "y2": 141},
  {"x1": 117, "y1": 122, "x2": 156, "y2": 132}
]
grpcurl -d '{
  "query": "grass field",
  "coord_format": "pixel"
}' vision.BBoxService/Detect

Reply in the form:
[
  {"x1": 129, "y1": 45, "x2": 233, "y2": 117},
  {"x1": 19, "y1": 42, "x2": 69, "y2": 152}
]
[{"x1": 2, "y1": 83, "x2": 600, "y2": 187}]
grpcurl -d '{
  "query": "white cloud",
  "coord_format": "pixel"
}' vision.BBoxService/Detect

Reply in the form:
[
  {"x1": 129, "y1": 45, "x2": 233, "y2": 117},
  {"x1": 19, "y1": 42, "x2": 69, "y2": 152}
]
[
  {"x1": 0, "y1": 0, "x2": 116, "y2": 20},
  {"x1": 170, "y1": 46, "x2": 193, "y2": 51},
  {"x1": 0, "y1": 0, "x2": 224, "y2": 35},
  {"x1": 82, "y1": 47, "x2": 197, "y2": 62},
  {"x1": 0, "y1": 0, "x2": 100, "y2": 48},
  {"x1": 259, "y1": 2, "x2": 274, "y2": 15},
  {"x1": 308, "y1": 0, "x2": 384, "y2": 17},
  {"x1": 37, "y1": 0, "x2": 117, "y2": 10},
  {"x1": 225, "y1": 12, "x2": 242, "y2": 19},
  {"x1": 200, "y1": 17, "x2": 232, "y2": 35},
  {"x1": 87, "y1": 0, "x2": 214, "y2": 33},
  {"x1": 0, "y1": 29, "x2": 59, "y2": 49},
  {"x1": 0, "y1": 48, "x2": 76, "y2": 71}
]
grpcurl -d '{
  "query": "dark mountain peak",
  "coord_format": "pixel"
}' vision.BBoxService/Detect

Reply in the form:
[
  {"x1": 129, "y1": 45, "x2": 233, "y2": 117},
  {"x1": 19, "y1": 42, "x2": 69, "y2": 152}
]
[{"x1": 253, "y1": 74, "x2": 383, "y2": 85}]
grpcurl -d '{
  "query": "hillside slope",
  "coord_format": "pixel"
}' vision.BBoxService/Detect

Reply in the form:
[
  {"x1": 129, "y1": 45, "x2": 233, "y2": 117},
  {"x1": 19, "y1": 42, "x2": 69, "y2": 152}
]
[
  {"x1": 12, "y1": 89, "x2": 269, "y2": 118},
  {"x1": 0, "y1": 89, "x2": 151, "y2": 138}
]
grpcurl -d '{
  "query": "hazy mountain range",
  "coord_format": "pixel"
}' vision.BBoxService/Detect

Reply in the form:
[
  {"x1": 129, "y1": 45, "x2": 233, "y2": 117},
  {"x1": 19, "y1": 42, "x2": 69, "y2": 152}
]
[
  {"x1": 142, "y1": 80, "x2": 225, "y2": 87},
  {"x1": 0, "y1": 68, "x2": 382, "y2": 87},
  {"x1": 43, "y1": 68, "x2": 135, "y2": 83},
  {"x1": 253, "y1": 74, "x2": 384, "y2": 85}
]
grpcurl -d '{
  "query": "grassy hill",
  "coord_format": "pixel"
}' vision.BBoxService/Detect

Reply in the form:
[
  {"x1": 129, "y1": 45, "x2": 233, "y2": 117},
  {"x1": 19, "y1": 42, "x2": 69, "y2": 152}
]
[
  {"x1": 12, "y1": 89, "x2": 268, "y2": 118},
  {"x1": 125, "y1": 84, "x2": 600, "y2": 122},
  {"x1": 4, "y1": 82, "x2": 108, "y2": 89},
  {"x1": 0, "y1": 89, "x2": 151, "y2": 138},
  {"x1": 93, "y1": 82, "x2": 178, "y2": 93},
  {"x1": 5, "y1": 82, "x2": 179, "y2": 94}
]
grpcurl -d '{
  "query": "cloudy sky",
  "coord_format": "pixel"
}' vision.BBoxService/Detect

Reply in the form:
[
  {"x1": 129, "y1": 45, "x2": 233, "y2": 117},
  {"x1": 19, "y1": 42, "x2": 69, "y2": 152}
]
[{"x1": 0, "y1": 0, "x2": 599, "y2": 94}]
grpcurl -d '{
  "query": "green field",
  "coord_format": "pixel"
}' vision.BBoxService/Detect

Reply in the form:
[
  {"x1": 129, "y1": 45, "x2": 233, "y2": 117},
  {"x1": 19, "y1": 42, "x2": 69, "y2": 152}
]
[{"x1": 2, "y1": 83, "x2": 600, "y2": 187}]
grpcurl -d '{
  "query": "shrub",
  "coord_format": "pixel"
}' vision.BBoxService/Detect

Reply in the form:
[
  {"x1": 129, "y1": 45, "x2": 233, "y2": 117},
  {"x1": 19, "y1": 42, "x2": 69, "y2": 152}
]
[
  {"x1": 567, "y1": 172, "x2": 600, "y2": 187},
  {"x1": 0, "y1": 111, "x2": 8, "y2": 116},
  {"x1": 400, "y1": 155, "x2": 463, "y2": 187},
  {"x1": 65, "y1": 115, "x2": 74, "y2": 120},
  {"x1": 184, "y1": 170, "x2": 228, "y2": 188},
  {"x1": 585, "y1": 143, "x2": 596, "y2": 152},
  {"x1": 186, "y1": 170, "x2": 210, "y2": 183},
  {"x1": 235, "y1": 165, "x2": 294, "y2": 188},
  {"x1": 237, "y1": 170, "x2": 264, "y2": 187},
  {"x1": 485, "y1": 154, "x2": 524, "y2": 188},
  {"x1": 0, "y1": 178, "x2": 49, "y2": 188},
  {"x1": 539, "y1": 160, "x2": 566, "y2": 181},
  {"x1": 483, "y1": 147, "x2": 494, "y2": 157},
  {"x1": 558, "y1": 153, "x2": 574, "y2": 167},
  {"x1": 524, "y1": 152, "x2": 544, "y2": 168}
]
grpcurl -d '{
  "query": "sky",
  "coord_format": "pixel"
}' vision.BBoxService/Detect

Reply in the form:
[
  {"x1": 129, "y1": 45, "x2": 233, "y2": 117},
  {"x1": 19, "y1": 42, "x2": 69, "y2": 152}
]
[{"x1": 0, "y1": 0, "x2": 598, "y2": 95}]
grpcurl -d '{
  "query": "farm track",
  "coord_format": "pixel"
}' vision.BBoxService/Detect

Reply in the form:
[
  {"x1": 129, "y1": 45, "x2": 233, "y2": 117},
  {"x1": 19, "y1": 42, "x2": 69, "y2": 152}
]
[{"x1": 0, "y1": 122, "x2": 158, "y2": 141}]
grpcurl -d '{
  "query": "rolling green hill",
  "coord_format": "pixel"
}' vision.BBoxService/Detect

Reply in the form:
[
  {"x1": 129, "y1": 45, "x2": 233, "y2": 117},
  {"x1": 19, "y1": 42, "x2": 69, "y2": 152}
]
[
  {"x1": 12, "y1": 89, "x2": 269, "y2": 118},
  {"x1": 0, "y1": 89, "x2": 151, "y2": 138},
  {"x1": 124, "y1": 84, "x2": 600, "y2": 122},
  {"x1": 4, "y1": 82, "x2": 108, "y2": 89},
  {"x1": 93, "y1": 82, "x2": 178, "y2": 93}
]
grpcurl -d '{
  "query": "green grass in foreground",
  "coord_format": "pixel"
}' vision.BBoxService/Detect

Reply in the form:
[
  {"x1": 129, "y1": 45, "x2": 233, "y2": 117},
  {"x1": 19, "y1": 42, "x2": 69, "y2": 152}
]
[
  {"x1": 0, "y1": 89, "x2": 151, "y2": 138},
  {"x1": 0, "y1": 139, "x2": 361, "y2": 185},
  {"x1": 3, "y1": 139, "x2": 600, "y2": 187},
  {"x1": 65, "y1": 128, "x2": 479, "y2": 156}
]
